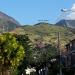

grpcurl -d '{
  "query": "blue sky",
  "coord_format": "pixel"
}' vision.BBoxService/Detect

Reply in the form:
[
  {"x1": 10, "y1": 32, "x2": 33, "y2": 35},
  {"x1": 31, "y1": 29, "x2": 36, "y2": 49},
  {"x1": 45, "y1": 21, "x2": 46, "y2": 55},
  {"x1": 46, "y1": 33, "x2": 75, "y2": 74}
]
[{"x1": 0, "y1": 0, "x2": 75, "y2": 25}]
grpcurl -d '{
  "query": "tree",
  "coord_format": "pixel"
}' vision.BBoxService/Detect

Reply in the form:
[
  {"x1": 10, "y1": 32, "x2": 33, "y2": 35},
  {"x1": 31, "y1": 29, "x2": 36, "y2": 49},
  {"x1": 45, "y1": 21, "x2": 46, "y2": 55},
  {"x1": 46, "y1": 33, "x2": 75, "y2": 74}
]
[
  {"x1": 15, "y1": 34, "x2": 32, "y2": 75},
  {"x1": 29, "y1": 41, "x2": 58, "y2": 75},
  {"x1": 0, "y1": 33, "x2": 25, "y2": 75}
]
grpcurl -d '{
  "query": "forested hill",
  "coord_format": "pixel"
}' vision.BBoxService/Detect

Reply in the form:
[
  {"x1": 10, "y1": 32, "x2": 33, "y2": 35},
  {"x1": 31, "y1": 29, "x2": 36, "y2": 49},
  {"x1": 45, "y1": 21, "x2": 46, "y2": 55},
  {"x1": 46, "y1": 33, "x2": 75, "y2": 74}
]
[{"x1": 12, "y1": 22, "x2": 75, "y2": 48}]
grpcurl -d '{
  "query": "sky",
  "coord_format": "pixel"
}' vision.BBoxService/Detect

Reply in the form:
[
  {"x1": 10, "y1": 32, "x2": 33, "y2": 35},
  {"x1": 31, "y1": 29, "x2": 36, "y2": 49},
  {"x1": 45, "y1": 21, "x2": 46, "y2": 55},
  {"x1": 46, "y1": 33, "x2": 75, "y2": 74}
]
[{"x1": 0, "y1": 0, "x2": 75, "y2": 25}]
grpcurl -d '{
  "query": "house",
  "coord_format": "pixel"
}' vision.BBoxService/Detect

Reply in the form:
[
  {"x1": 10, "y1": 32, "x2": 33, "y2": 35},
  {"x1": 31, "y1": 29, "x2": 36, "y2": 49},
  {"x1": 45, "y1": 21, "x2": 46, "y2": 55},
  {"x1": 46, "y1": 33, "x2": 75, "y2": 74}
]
[{"x1": 62, "y1": 39, "x2": 75, "y2": 68}]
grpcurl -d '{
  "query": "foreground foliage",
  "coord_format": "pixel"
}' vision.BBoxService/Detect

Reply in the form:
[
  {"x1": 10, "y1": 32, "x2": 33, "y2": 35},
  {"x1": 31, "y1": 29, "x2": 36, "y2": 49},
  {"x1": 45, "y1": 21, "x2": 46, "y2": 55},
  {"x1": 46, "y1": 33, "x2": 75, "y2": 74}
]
[
  {"x1": 0, "y1": 33, "x2": 25, "y2": 75},
  {"x1": 0, "y1": 33, "x2": 58, "y2": 75}
]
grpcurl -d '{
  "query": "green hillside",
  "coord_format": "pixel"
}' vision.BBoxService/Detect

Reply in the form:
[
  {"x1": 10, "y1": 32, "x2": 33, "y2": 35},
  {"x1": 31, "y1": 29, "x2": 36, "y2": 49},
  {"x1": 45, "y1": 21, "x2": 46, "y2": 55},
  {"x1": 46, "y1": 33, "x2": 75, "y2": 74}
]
[{"x1": 12, "y1": 22, "x2": 75, "y2": 48}]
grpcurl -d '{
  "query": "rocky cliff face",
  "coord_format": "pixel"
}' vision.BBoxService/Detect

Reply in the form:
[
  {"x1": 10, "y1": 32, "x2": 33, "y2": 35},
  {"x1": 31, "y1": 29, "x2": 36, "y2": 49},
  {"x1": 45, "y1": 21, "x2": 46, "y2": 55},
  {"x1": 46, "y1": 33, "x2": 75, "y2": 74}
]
[
  {"x1": 56, "y1": 19, "x2": 75, "y2": 29},
  {"x1": 0, "y1": 11, "x2": 20, "y2": 33}
]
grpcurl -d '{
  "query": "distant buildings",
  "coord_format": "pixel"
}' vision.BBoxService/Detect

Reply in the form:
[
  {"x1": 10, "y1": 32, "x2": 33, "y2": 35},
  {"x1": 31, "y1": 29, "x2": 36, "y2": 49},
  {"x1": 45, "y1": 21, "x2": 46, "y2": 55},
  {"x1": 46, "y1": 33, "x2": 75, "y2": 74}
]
[{"x1": 62, "y1": 39, "x2": 75, "y2": 68}]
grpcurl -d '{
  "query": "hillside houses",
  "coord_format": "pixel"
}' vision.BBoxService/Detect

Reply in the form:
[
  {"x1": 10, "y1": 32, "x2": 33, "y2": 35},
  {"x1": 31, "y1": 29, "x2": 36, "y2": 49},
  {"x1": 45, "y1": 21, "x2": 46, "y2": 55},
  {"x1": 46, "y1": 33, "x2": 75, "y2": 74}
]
[{"x1": 62, "y1": 39, "x2": 75, "y2": 68}]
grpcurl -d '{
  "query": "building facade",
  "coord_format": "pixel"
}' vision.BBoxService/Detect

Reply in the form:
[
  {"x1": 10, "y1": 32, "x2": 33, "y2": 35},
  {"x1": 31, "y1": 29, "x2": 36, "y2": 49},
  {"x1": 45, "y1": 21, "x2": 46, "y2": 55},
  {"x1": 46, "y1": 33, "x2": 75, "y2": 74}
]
[{"x1": 63, "y1": 39, "x2": 75, "y2": 68}]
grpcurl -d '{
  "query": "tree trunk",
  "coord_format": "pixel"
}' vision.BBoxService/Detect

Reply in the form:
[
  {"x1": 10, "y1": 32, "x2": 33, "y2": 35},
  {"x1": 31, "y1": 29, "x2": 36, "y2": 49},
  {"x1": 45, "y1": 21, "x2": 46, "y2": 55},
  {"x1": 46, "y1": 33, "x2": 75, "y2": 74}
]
[{"x1": 2, "y1": 70, "x2": 10, "y2": 75}]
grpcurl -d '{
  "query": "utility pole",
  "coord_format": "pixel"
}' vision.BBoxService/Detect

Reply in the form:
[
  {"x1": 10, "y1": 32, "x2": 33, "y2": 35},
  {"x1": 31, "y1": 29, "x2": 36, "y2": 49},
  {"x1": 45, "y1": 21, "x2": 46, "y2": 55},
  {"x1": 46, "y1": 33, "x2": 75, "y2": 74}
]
[
  {"x1": 57, "y1": 32, "x2": 62, "y2": 75},
  {"x1": 6, "y1": 26, "x2": 8, "y2": 32},
  {"x1": 2, "y1": 25, "x2": 5, "y2": 33}
]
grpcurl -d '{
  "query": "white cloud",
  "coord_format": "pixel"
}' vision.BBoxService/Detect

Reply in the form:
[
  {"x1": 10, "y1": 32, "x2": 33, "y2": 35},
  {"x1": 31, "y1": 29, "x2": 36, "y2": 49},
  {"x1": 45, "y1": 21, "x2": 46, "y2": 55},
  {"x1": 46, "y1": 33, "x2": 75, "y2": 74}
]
[
  {"x1": 67, "y1": 3, "x2": 75, "y2": 20},
  {"x1": 71, "y1": 3, "x2": 75, "y2": 10}
]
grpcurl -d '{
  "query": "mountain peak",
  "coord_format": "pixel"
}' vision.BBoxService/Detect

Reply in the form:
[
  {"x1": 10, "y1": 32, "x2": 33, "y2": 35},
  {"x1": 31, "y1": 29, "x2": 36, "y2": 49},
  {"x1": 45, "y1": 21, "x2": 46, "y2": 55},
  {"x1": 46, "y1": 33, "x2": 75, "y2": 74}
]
[
  {"x1": 0, "y1": 11, "x2": 20, "y2": 33},
  {"x1": 34, "y1": 22, "x2": 52, "y2": 26},
  {"x1": 0, "y1": 11, "x2": 20, "y2": 25},
  {"x1": 56, "y1": 19, "x2": 75, "y2": 28}
]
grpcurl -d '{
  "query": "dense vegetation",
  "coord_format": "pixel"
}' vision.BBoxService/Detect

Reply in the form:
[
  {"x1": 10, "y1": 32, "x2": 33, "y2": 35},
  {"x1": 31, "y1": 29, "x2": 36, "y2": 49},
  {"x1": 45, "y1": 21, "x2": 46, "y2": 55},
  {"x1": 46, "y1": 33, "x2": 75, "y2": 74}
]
[
  {"x1": 0, "y1": 33, "x2": 25, "y2": 75},
  {"x1": 12, "y1": 22, "x2": 75, "y2": 48},
  {"x1": 0, "y1": 33, "x2": 58, "y2": 75},
  {"x1": 1, "y1": 22, "x2": 75, "y2": 75},
  {"x1": 0, "y1": 11, "x2": 75, "y2": 75}
]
